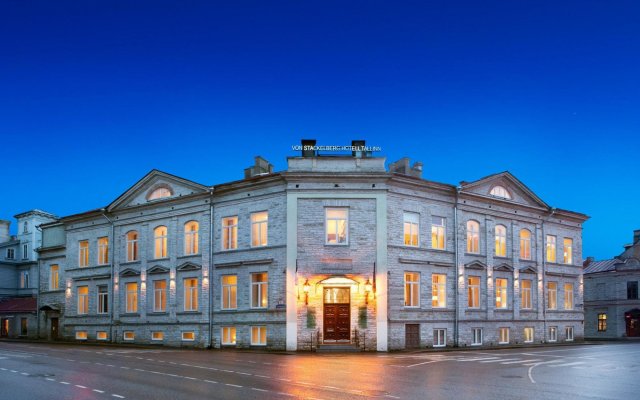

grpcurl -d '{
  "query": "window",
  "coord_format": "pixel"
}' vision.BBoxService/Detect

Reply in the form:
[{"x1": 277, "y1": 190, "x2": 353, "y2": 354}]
[
  {"x1": 97, "y1": 237, "x2": 109, "y2": 265},
  {"x1": 563, "y1": 238, "x2": 573, "y2": 264},
  {"x1": 98, "y1": 285, "x2": 108, "y2": 314},
  {"x1": 432, "y1": 274, "x2": 446, "y2": 308},
  {"x1": 251, "y1": 273, "x2": 268, "y2": 308},
  {"x1": 23, "y1": 221, "x2": 28, "y2": 233},
  {"x1": 77, "y1": 286, "x2": 89, "y2": 315},
  {"x1": 498, "y1": 327, "x2": 509, "y2": 344},
  {"x1": 22, "y1": 243, "x2": 28, "y2": 259},
  {"x1": 468, "y1": 276, "x2": 480, "y2": 308},
  {"x1": 490, "y1": 186, "x2": 511, "y2": 199},
  {"x1": 520, "y1": 229, "x2": 531, "y2": 260},
  {"x1": 184, "y1": 278, "x2": 198, "y2": 311},
  {"x1": 547, "y1": 282, "x2": 557, "y2": 310},
  {"x1": 182, "y1": 332, "x2": 195, "y2": 341},
  {"x1": 628, "y1": 281, "x2": 639, "y2": 300},
  {"x1": 564, "y1": 283, "x2": 574, "y2": 310},
  {"x1": 222, "y1": 216, "x2": 238, "y2": 250},
  {"x1": 126, "y1": 231, "x2": 139, "y2": 262},
  {"x1": 251, "y1": 326, "x2": 267, "y2": 345},
  {"x1": 549, "y1": 326, "x2": 557, "y2": 342},
  {"x1": 152, "y1": 331, "x2": 164, "y2": 341},
  {"x1": 598, "y1": 313, "x2": 607, "y2": 332},
  {"x1": 126, "y1": 282, "x2": 138, "y2": 313},
  {"x1": 222, "y1": 275, "x2": 237, "y2": 310},
  {"x1": 20, "y1": 318, "x2": 27, "y2": 336},
  {"x1": 79, "y1": 240, "x2": 89, "y2": 267},
  {"x1": 523, "y1": 327, "x2": 534, "y2": 343},
  {"x1": 50, "y1": 265, "x2": 59, "y2": 290},
  {"x1": 495, "y1": 225, "x2": 507, "y2": 257},
  {"x1": 97, "y1": 331, "x2": 108, "y2": 340},
  {"x1": 403, "y1": 212, "x2": 419, "y2": 247},
  {"x1": 19, "y1": 271, "x2": 29, "y2": 289},
  {"x1": 153, "y1": 280, "x2": 167, "y2": 312},
  {"x1": 251, "y1": 211, "x2": 269, "y2": 247},
  {"x1": 148, "y1": 187, "x2": 171, "y2": 200},
  {"x1": 326, "y1": 208, "x2": 347, "y2": 245},
  {"x1": 546, "y1": 235, "x2": 556, "y2": 263},
  {"x1": 521, "y1": 279, "x2": 532, "y2": 310},
  {"x1": 75, "y1": 331, "x2": 88, "y2": 340},
  {"x1": 404, "y1": 272, "x2": 420, "y2": 307},
  {"x1": 565, "y1": 326, "x2": 574, "y2": 341},
  {"x1": 123, "y1": 331, "x2": 135, "y2": 341},
  {"x1": 472, "y1": 328, "x2": 483, "y2": 346},
  {"x1": 433, "y1": 329, "x2": 446, "y2": 347},
  {"x1": 431, "y1": 216, "x2": 446, "y2": 250},
  {"x1": 184, "y1": 221, "x2": 199, "y2": 255},
  {"x1": 466, "y1": 221, "x2": 480, "y2": 253},
  {"x1": 495, "y1": 278, "x2": 508, "y2": 309},
  {"x1": 154, "y1": 226, "x2": 167, "y2": 259},
  {"x1": 6, "y1": 248, "x2": 14, "y2": 260},
  {"x1": 222, "y1": 327, "x2": 236, "y2": 345}
]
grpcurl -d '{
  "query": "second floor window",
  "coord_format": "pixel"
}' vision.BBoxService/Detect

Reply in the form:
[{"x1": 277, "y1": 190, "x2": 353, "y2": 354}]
[
  {"x1": 431, "y1": 216, "x2": 446, "y2": 250},
  {"x1": 222, "y1": 216, "x2": 238, "y2": 250},
  {"x1": 467, "y1": 221, "x2": 480, "y2": 253},
  {"x1": 50, "y1": 265, "x2": 59, "y2": 290},
  {"x1": 403, "y1": 212, "x2": 419, "y2": 247},
  {"x1": 19, "y1": 271, "x2": 29, "y2": 288},
  {"x1": 546, "y1": 235, "x2": 556, "y2": 263},
  {"x1": 184, "y1": 278, "x2": 198, "y2": 311},
  {"x1": 222, "y1": 275, "x2": 237, "y2": 310},
  {"x1": 404, "y1": 272, "x2": 420, "y2": 307},
  {"x1": 251, "y1": 273, "x2": 268, "y2": 308},
  {"x1": 563, "y1": 238, "x2": 573, "y2": 264},
  {"x1": 126, "y1": 231, "x2": 139, "y2": 262},
  {"x1": 495, "y1": 278, "x2": 508, "y2": 309},
  {"x1": 326, "y1": 208, "x2": 348, "y2": 245},
  {"x1": 79, "y1": 240, "x2": 89, "y2": 267},
  {"x1": 77, "y1": 286, "x2": 89, "y2": 314},
  {"x1": 564, "y1": 283, "x2": 574, "y2": 310},
  {"x1": 98, "y1": 237, "x2": 109, "y2": 265},
  {"x1": 154, "y1": 280, "x2": 167, "y2": 312},
  {"x1": 520, "y1": 229, "x2": 531, "y2": 260},
  {"x1": 521, "y1": 279, "x2": 532, "y2": 309},
  {"x1": 184, "y1": 221, "x2": 199, "y2": 255},
  {"x1": 495, "y1": 225, "x2": 507, "y2": 257},
  {"x1": 98, "y1": 285, "x2": 108, "y2": 314},
  {"x1": 432, "y1": 274, "x2": 446, "y2": 308},
  {"x1": 628, "y1": 281, "x2": 639, "y2": 300},
  {"x1": 154, "y1": 226, "x2": 167, "y2": 259},
  {"x1": 6, "y1": 248, "x2": 14, "y2": 259},
  {"x1": 468, "y1": 276, "x2": 480, "y2": 308},
  {"x1": 126, "y1": 282, "x2": 138, "y2": 313},
  {"x1": 251, "y1": 211, "x2": 269, "y2": 247},
  {"x1": 547, "y1": 282, "x2": 557, "y2": 310}
]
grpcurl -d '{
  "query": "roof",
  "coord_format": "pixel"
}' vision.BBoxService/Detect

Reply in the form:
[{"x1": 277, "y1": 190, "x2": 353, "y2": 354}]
[
  {"x1": 584, "y1": 258, "x2": 620, "y2": 274},
  {"x1": 14, "y1": 209, "x2": 58, "y2": 219},
  {"x1": 0, "y1": 297, "x2": 37, "y2": 313}
]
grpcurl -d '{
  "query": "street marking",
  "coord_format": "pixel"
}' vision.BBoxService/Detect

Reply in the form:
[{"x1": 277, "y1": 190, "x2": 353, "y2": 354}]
[
  {"x1": 501, "y1": 359, "x2": 541, "y2": 364},
  {"x1": 185, "y1": 377, "x2": 197, "y2": 380},
  {"x1": 120, "y1": 367, "x2": 130, "y2": 369},
  {"x1": 528, "y1": 360, "x2": 563, "y2": 383},
  {"x1": 252, "y1": 388, "x2": 268, "y2": 392},
  {"x1": 0, "y1": 368, "x2": 5, "y2": 371},
  {"x1": 406, "y1": 360, "x2": 444, "y2": 368},
  {"x1": 226, "y1": 384, "x2": 243, "y2": 388},
  {"x1": 94, "y1": 390, "x2": 105, "y2": 393},
  {"x1": 46, "y1": 378, "x2": 55, "y2": 381},
  {"x1": 10, "y1": 370, "x2": 17, "y2": 373},
  {"x1": 480, "y1": 358, "x2": 520, "y2": 363},
  {"x1": 75, "y1": 385, "x2": 87, "y2": 389},
  {"x1": 278, "y1": 393, "x2": 295, "y2": 397},
  {"x1": 458, "y1": 357, "x2": 500, "y2": 362},
  {"x1": 204, "y1": 380, "x2": 218, "y2": 384},
  {"x1": 60, "y1": 381, "x2": 70, "y2": 385},
  {"x1": 112, "y1": 395, "x2": 125, "y2": 399},
  {"x1": 222, "y1": 369, "x2": 235, "y2": 373},
  {"x1": 256, "y1": 374, "x2": 270, "y2": 378},
  {"x1": 548, "y1": 362, "x2": 585, "y2": 368},
  {"x1": 21, "y1": 372, "x2": 29, "y2": 376},
  {"x1": 236, "y1": 372, "x2": 252, "y2": 376}
]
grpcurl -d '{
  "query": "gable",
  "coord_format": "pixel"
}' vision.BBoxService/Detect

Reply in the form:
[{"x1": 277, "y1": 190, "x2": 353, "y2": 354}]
[{"x1": 459, "y1": 172, "x2": 549, "y2": 209}]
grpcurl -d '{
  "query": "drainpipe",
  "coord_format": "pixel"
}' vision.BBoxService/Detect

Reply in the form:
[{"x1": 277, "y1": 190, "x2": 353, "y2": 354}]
[
  {"x1": 101, "y1": 209, "x2": 115, "y2": 343},
  {"x1": 454, "y1": 186, "x2": 461, "y2": 347},
  {"x1": 35, "y1": 224, "x2": 42, "y2": 340},
  {"x1": 541, "y1": 207, "x2": 556, "y2": 342},
  {"x1": 208, "y1": 190, "x2": 214, "y2": 348}
]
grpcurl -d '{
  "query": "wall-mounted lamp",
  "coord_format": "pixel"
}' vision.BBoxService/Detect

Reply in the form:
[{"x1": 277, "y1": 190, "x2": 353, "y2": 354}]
[
  {"x1": 364, "y1": 279, "x2": 373, "y2": 304},
  {"x1": 303, "y1": 279, "x2": 310, "y2": 305}
]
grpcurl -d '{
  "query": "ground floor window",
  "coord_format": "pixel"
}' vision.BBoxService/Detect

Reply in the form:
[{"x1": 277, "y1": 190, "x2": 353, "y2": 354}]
[
  {"x1": 182, "y1": 332, "x2": 195, "y2": 341},
  {"x1": 549, "y1": 326, "x2": 557, "y2": 342},
  {"x1": 222, "y1": 327, "x2": 236, "y2": 345},
  {"x1": 251, "y1": 326, "x2": 267, "y2": 346},
  {"x1": 565, "y1": 326, "x2": 574, "y2": 341},
  {"x1": 96, "y1": 331, "x2": 108, "y2": 340},
  {"x1": 75, "y1": 331, "x2": 87, "y2": 340},
  {"x1": 523, "y1": 327, "x2": 534, "y2": 343},
  {"x1": 20, "y1": 318, "x2": 27, "y2": 336},
  {"x1": 498, "y1": 327, "x2": 509, "y2": 344},
  {"x1": 597, "y1": 313, "x2": 607, "y2": 332},
  {"x1": 123, "y1": 331, "x2": 135, "y2": 341},
  {"x1": 433, "y1": 329, "x2": 446, "y2": 347},
  {"x1": 472, "y1": 328, "x2": 483, "y2": 346},
  {"x1": 152, "y1": 331, "x2": 164, "y2": 341}
]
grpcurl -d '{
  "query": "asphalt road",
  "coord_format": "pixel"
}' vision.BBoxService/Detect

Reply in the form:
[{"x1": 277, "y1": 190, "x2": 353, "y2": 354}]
[{"x1": 0, "y1": 341, "x2": 638, "y2": 399}]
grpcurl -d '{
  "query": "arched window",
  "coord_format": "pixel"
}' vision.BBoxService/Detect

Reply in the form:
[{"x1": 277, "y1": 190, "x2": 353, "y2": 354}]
[
  {"x1": 184, "y1": 221, "x2": 199, "y2": 255},
  {"x1": 126, "y1": 231, "x2": 139, "y2": 262},
  {"x1": 148, "y1": 187, "x2": 172, "y2": 201},
  {"x1": 154, "y1": 226, "x2": 167, "y2": 259},
  {"x1": 466, "y1": 220, "x2": 480, "y2": 253},
  {"x1": 490, "y1": 186, "x2": 511, "y2": 199},
  {"x1": 520, "y1": 229, "x2": 531, "y2": 260},
  {"x1": 495, "y1": 225, "x2": 507, "y2": 257}
]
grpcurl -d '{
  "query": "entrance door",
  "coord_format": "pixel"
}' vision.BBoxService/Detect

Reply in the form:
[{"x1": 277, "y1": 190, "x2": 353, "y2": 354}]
[
  {"x1": 626, "y1": 309, "x2": 640, "y2": 337},
  {"x1": 1, "y1": 318, "x2": 9, "y2": 337},
  {"x1": 50, "y1": 318, "x2": 59, "y2": 340},
  {"x1": 405, "y1": 324, "x2": 420, "y2": 349},
  {"x1": 323, "y1": 287, "x2": 350, "y2": 342}
]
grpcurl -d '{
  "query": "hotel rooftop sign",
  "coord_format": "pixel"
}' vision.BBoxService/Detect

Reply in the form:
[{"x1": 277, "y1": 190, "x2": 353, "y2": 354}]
[{"x1": 291, "y1": 144, "x2": 382, "y2": 152}]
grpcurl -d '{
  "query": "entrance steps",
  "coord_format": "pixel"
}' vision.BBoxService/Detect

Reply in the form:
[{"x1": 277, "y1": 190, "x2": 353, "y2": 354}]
[{"x1": 316, "y1": 343, "x2": 360, "y2": 353}]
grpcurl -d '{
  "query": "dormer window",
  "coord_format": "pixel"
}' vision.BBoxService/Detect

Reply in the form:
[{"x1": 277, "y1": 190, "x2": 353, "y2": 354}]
[
  {"x1": 490, "y1": 186, "x2": 511, "y2": 199},
  {"x1": 148, "y1": 187, "x2": 172, "y2": 200}
]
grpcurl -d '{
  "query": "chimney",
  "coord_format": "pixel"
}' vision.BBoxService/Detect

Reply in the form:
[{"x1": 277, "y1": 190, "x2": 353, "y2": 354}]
[
  {"x1": 389, "y1": 158, "x2": 423, "y2": 178},
  {"x1": 583, "y1": 256, "x2": 595, "y2": 267},
  {"x1": 244, "y1": 156, "x2": 274, "y2": 179},
  {"x1": 0, "y1": 220, "x2": 10, "y2": 243},
  {"x1": 351, "y1": 140, "x2": 369, "y2": 158},
  {"x1": 634, "y1": 230, "x2": 640, "y2": 245},
  {"x1": 301, "y1": 139, "x2": 317, "y2": 157}
]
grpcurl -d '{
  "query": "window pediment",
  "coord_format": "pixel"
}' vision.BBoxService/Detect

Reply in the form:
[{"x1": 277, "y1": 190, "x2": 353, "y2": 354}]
[
  {"x1": 494, "y1": 263, "x2": 514, "y2": 272},
  {"x1": 120, "y1": 268, "x2": 141, "y2": 277},
  {"x1": 520, "y1": 266, "x2": 538, "y2": 274},
  {"x1": 465, "y1": 260, "x2": 488, "y2": 270},
  {"x1": 177, "y1": 262, "x2": 201, "y2": 271},
  {"x1": 147, "y1": 265, "x2": 170, "y2": 274}
]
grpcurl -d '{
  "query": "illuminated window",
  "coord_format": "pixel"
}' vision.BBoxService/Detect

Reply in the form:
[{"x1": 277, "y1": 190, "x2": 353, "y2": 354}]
[
  {"x1": 549, "y1": 326, "x2": 557, "y2": 342},
  {"x1": 98, "y1": 237, "x2": 109, "y2": 265},
  {"x1": 498, "y1": 327, "x2": 509, "y2": 344},
  {"x1": 184, "y1": 278, "x2": 198, "y2": 311},
  {"x1": 431, "y1": 216, "x2": 446, "y2": 250},
  {"x1": 597, "y1": 313, "x2": 607, "y2": 332},
  {"x1": 126, "y1": 231, "x2": 139, "y2": 262},
  {"x1": 75, "y1": 331, "x2": 88, "y2": 340},
  {"x1": 184, "y1": 221, "x2": 199, "y2": 255},
  {"x1": 123, "y1": 331, "x2": 135, "y2": 341},
  {"x1": 547, "y1": 282, "x2": 557, "y2": 310},
  {"x1": 222, "y1": 275, "x2": 237, "y2": 310},
  {"x1": 404, "y1": 272, "x2": 420, "y2": 307},
  {"x1": 222, "y1": 327, "x2": 236, "y2": 345},
  {"x1": 19, "y1": 271, "x2": 29, "y2": 288},
  {"x1": 96, "y1": 331, "x2": 108, "y2": 341},
  {"x1": 520, "y1": 229, "x2": 531, "y2": 260},
  {"x1": 222, "y1": 216, "x2": 238, "y2": 250},
  {"x1": 251, "y1": 326, "x2": 267, "y2": 346},
  {"x1": 432, "y1": 274, "x2": 446, "y2": 308},
  {"x1": 564, "y1": 283, "x2": 574, "y2": 310},
  {"x1": 152, "y1": 331, "x2": 164, "y2": 341},
  {"x1": 403, "y1": 212, "x2": 419, "y2": 247},
  {"x1": 98, "y1": 285, "x2": 108, "y2": 314},
  {"x1": 546, "y1": 235, "x2": 556, "y2": 263},
  {"x1": 466, "y1": 221, "x2": 480, "y2": 253},
  {"x1": 495, "y1": 278, "x2": 508, "y2": 309},
  {"x1": 523, "y1": 327, "x2": 534, "y2": 343},
  {"x1": 495, "y1": 225, "x2": 507, "y2": 257},
  {"x1": 153, "y1": 280, "x2": 166, "y2": 312},
  {"x1": 126, "y1": 282, "x2": 138, "y2": 313},
  {"x1": 79, "y1": 240, "x2": 89, "y2": 267},
  {"x1": 251, "y1": 211, "x2": 269, "y2": 247},
  {"x1": 251, "y1": 273, "x2": 268, "y2": 308},
  {"x1": 6, "y1": 248, "x2": 14, "y2": 259},
  {"x1": 182, "y1": 332, "x2": 195, "y2": 341},
  {"x1": 490, "y1": 186, "x2": 511, "y2": 199},
  {"x1": 77, "y1": 286, "x2": 89, "y2": 315},
  {"x1": 148, "y1": 187, "x2": 171, "y2": 200},
  {"x1": 565, "y1": 326, "x2": 574, "y2": 341},
  {"x1": 154, "y1": 226, "x2": 167, "y2": 259},
  {"x1": 563, "y1": 238, "x2": 573, "y2": 264},
  {"x1": 472, "y1": 328, "x2": 483, "y2": 346},
  {"x1": 468, "y1": 276, "x2": 480, "y2": 308},
  {"x1": 326, "y1": 208, "x2": 348, "y2": 245},
  {"x1": 521, "y1": 279, "x2": 532, "y2": 309},
  {"x1": 433, "y1": 329, "x2": 446, "y2": 347},
  {"x1": 50, "y1": 265, "x2": 59, "y2": 290}
]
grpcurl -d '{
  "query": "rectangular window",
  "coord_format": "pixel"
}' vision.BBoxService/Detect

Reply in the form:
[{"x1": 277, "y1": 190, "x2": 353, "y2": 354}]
[
  {"x1": 123, "y1": 331, "x2": 135, "y2": 341},
  {"x1": 563, "y1": 238, "x2": 573, "y2": 264},
  {"x1": 50, "y1": 265, "x2": 59, "y2": 290},
  {"x1": 126, "y1": 231, "x2": 138, "y2": 262},
  {"x1": 565, "y1": 326, "x2": 574, "y2": 341},
  {"x1": 152, "y1": 331, "x2": 164, "y2": 341},
  {"x1": 184, "y1": 278, "x2": 199, "y2": 311},
  {"x1": 468, "y1": 276, "x2": 480, "y2": 308},
  {"x1": 403, "y1": 212, "x2": 419, "y2": 247},
  {"x1": 182, "y1": 332, "x2": 195, "y2": 341},
  {"x1": 404, "y1": 272, "x2": 420, "y2": 307},
  {"x1": 79, "y1": 240, "x2": 89, "y2": 267},
  {"x1": 75, "y1": 331, "x2": 88, "y2": 340},
  {"x1": 521, "y1": 279, "x2": 532, "y2": 310},
  {"x1": 22, "y1": 243, "x2": 28, "y2": 259},
  {"x1": 498, "y1": 327, "x2": 509, "y2": 344},
  {"x1": 472, "y1": 328, "x2": 483, "y2": 346},
  {"x1": 98, "y1": 285, "x2": 108, "y2": 314},
  {"x1": 184, "y1": 222, "x2": 199, "y2": 255},
  {"x1": 549, "y1": 326, "x2": 557, "y2": 342},
  {"x1": 523, "y1": 327, "x2": 534, "y2": 343},
  {"x1": 520, "y1": 230, "x2": 531, "y2": 260},
  {"x1": 326, "y1": 208, "x2": 348, "y2": 245},
  {"x1": 251, "y1": 326, "x2": 267, "y2": 345},
  {"x1": 222, "y1": 216, "x2": 238, "y2": 250},
  {"x1": 6, "y1": 248, "x2": 14, "y2": 259},
  {"x1": 98, "y1": 237, "x2": 109, "y2": 265},
  {"x1": 251, "y1": 273, "x2": 268, "y2": 308},
  {"x1": 126, "y1": 282, "x2": 138, "y2": 313},
  {"x1": 433, "y1": 329, "x2": 446, "y2": 347},
  {"x1": 597, "y1": 313, "x2": 607, "y2": 332},
  {"x1": 628, "y1": 281, "x2": 639, "y2": 300},
  {"x1": 251, "y1": 211, "x2": 269, "y2": 247},
  {"x1": 19, "y1": 271, "x2": 29, "y2": 289},
  {"x1": 495, "y1": 278, "x2": 508, "y2": 309},
  {"x1": 96, "y1": 331, "x2": 108, "y2": 340},
  {"x1": 432, "y1": 274, "x2": 446, "y2": 308},
  {"x1": 546, "y1": 235, "x2": 556, "y2": 263},
  {"x1": 222, "y1": 275, "x2": 237, "y2": 310},
  {"x1": 431, "y1": 216, "x2": 446, "y2": 250},
  {"x1": 153, "y1": 280, "x2": 167, "y2": 312},
  {"x1": 564, "y1": 283, "x2": 574, "y2": 310},
  {"x1": 222, "y1": 327, "x2": 236, "y2": 345},
  {"x1": 77, "y1": 286, "x2": 89, "y2": 315},
  {"x1": 495, "y1": 225, "x2": 507, "y2": 257},
  {"x1": 467, "y1": 221, "x2": 480, "y2": 253},
  {"x1": 154, "y1": 226, "x2": 168, "y2": 259},
  {"x1": 547, "y1": 282, "x2": 557, "y2": 310},
  {"x1": 20, "y1": 318, "x2": 27, "y2": 336}
]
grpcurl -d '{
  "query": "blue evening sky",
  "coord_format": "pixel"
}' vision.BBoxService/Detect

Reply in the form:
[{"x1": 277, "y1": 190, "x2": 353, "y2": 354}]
[{"x1": 1, "y1": 1, "x2": 638, "y2": 260}]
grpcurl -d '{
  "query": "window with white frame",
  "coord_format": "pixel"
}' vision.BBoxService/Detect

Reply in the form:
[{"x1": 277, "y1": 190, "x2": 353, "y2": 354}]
[
  {"x1": 546, "y1": 235, "x2": 556, "y2": 263},
  {"x1": 126, "y1": 231, "x2": 139, "y2": 262},
  {"x1": 96, "y1": 331, "x2": 108, "y2": 341},
  {"x1": 549, "y1": 326, "x2": 557, "y2": 342},
  {"x1": 563, "y1": 238, "x2": 573, "y2": 264},
  {"x1": 19, "y1": 271, "x2": 29, "y2": 288},
  {"x1": 432, "y1": 274, "x2": 446, "y2": 308},
  {"x1": 222, "y1": 327, "x2": 236, "y2": 345},
  {"x1": 182, "y1": 332, "x2": 195, "y2": 341},
  {"x1": 565, "y1": 326, "x2": 574, "y2": 341},
  {"x1": 564, "y1": 283, "x2": 574, "y2": 310},
  {"x1": 123, "y1": 331, "x2": 135, "y2": 341},
  {"x1": 467, "y1": 220, "x2": 480, "y2": 253},
  {"x1": 495, "y1": 278, "x2": 508, "y2": 309},
  {"x1": 75, "y1": 331, "x2": 88, "y2": 340},
  {"x1": 251, "y1": 211, "x2": 269, "y2": 247},
  {"x1": 222, "y1": 275, "x2": 237, "y2": 310},
  {"x1": 79, "y1": 240, "x2": 89, "y2": 267},
  {"x1": 490, "y1": 186, "x2": 511, "y2": 199},
  {"x1": 184, "y1": 278, "x2": 198, "y2": 311},
  {"x1": 251, "y1": 273, "x2": 268, "y2": 308},
  {"x1": 50, "y1": 265, "x2": 59, "y2": 290},
  {"x1": 520, "y1": 229, "x2": 532, "y2": 260},
  {"x1": 184, "y1": 221, "x2": 199, "y2": 255},
  {"x1": 6, "y1": 248, "x2": 14, "y2": 259},
  {"x1": 22, "y1": 243, "x2": 28, "y2": 259},
  {"x1": 126, "y1": 282, "x2": 138, "y2": 313},
  {"x1": 154, "y1": 226, "x2": 168, "y2": 259},
  {"x1": 404, "y1": 272, "x2": 420, "y2": 307},
  {"x1": 472, "y1": 328, "x2": 483, "y2": 346},
  {"x1": 597, "y1": 313, "x2": 607, "y2": 332},
  {"x1": 152, "y1": 331, "x2": 164, "y2": 341},
  {"x1": 153, "y1": 280, "x2": 166, "y2": 312},
  {"x1": 403, "y1": 212, "x2": 419, "y2": 247},
  {"x1": 251, "y1": 326, "x2": 267, "y2": 345},
  {"x1": 23, "y1": 221, "x2": 28, "y2": 233},
  {"x1": 547, "y1": 282, "x2": 557, "y2": 310},
  {"x1": 326, "y1": 208, "x2": 348, "y2": 245},
  {"x1": 222, "y1": 216, "x2": 238, "y2": 250},
  {"x1": 498, "y1": 327, "x2": 509, "y2": 344},
  {"x1": 468, "y1": 276, "x2": 480, "y2": 308},
  {"x1": 98, "y1": 237, "x2": 109, "y2": 265},
  {"x1": 521, "y1": 279, "x2": 532, "y2": 310},
  {"x1": 98, "y1": 285, "x2": 108, "y2": 314},
  {"x1": 433, "y1": 329, "x2": 446, "y2": 347},
  {"x1": 524, "y1": 327, "x2": 534, "y2": 343},
  {"x1": 495, "y1": 225, "x2": 507, "y2": 257},
  {"x1": 431, "y1": 216, "x2": 446, "y2": 250},
  {"x1": 77, "y1": 286, "x2": 89, "y2": 315}
]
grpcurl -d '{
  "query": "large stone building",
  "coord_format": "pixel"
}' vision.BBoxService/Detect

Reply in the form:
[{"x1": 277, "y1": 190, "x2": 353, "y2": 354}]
[
  {"x1": 38, "y1": 142, "x2": 588, "y2": 350},
  {"x1": 584, "y1": 230, "x2": 640, "y2": 339}
]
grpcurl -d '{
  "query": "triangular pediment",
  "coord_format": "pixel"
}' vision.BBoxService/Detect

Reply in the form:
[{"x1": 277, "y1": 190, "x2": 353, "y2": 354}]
[
  {"x1": 618, "y1": 258, "x2": 640, "y2": 271},
  {"x1": 107, "y1": 170, "x2": 209, "y2": 211},
  {"x1": 465, "y1": 260, "x2": 488, "y2": 270},
  {"x1": 120, "y1": 268, "x2": 141, "y2": 277},
  {"x1": 459, "y1": 172, "x2": 549, "y2": 209},
  {"x1": 494, "y1": 263, "x2": 514, "y2": 272},
  {"x1": 177, "y1": 262, "x2": 201, "y2": 271},
  {"x1": 147, "y1": 265, "x2": 170, "y2": 274},
  {"x1": 520, "y1": 266, "x2": 538, "y2": 274}
]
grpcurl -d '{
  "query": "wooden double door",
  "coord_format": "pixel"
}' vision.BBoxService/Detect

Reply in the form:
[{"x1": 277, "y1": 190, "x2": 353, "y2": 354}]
[{"x1": 323, "y1": 287, "x2": 351, "y2": 342}]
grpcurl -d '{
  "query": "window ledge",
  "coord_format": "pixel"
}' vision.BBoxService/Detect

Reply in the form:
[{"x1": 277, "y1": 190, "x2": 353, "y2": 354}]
[
  {"x1": 121, "y1": 313, "x2": 140, "y2": 317},
  {"x1": 152, "y1": 257, "x2": 170, "y2": 261},
  {"x1": 149, "y1": 312, "x2": 168, "y2": 315},
  {"x1": 176, "y1": 311, "x2": 202, "y2": 315},
  {"x1": 178, "y1": 254, "x2": 201, "y2": 259}
]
